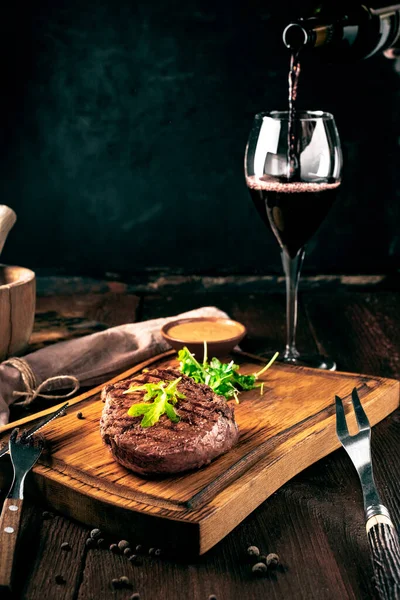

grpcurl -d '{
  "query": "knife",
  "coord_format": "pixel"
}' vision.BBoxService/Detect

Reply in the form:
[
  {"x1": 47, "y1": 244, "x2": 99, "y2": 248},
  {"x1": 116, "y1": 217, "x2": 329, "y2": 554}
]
[{"x1": 0, "y1": 402, "x2": 69, "y2": 458}]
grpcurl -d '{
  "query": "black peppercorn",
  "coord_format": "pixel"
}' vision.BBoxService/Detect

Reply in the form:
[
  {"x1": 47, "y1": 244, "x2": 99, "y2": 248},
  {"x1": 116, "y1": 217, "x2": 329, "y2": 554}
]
[
  {"x1": 60, "y1": 542, "x2": 71, "y2": 551},
  {"x1": 148, "y1": 547, "x2": 155, "y2": 556},
  {"x1": 266, "y1": 553, "x2": 280, "y2": 568},
  {"x1": 85, "y1": 538, "x2": 96, "y2": 549},
  {"x1": 111, "y1": 578, "x2": 121, "y2": 589},
  {"x1": 76, "y1": 411, "x2": 84, "y2": 419},
  {"x1": 97, "y1": 538, "x2": 105, "y2": 548},
  {"x1": 42, "y1": 511, "x2": 53, "y2": 520},
  {"x1": 110, "y1": 543, "x2": 118, "y2": 553},
  {"x1": 124, "y1": 547, "x2": 132, "y2": 557},
  {"x1": 130, "y1": 594, "x2": 140, "y2": 600},
  {"x1": 128, "y1": 554, "x2": 138, "y2": 564},
  {"x1": 90, "y1": 528, "x2": 102, "y2": 540},
  {"x1": 118, "y1": 539, "x2": 130, "y2": 552},
  {"x1": 154, "y1": 548, "x2": 162, "y2": 557},
  {"x1": 208, "y1": 595, "x2": 217, "y2": 600},
  {"x1": 252, "y1": 562, "x2": 268, "y2": 575},
  {"x1": 247, "y1": 545, "x2": 260, "y2": 558},
  {"x1": 119, "y1": 575, "x2": 130, "y2": 586},
  {"x1": 55, "y1": 574, "x2": 65, "y2": 585},
  {"x1": 135, "y1": 544, "x2": 143, "y2": 553}
]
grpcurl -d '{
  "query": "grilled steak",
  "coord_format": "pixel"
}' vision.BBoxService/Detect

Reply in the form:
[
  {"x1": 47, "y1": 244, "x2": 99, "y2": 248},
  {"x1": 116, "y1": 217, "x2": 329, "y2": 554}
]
[{"x1": 100, "y1": 367, "x2": 239, "y2": 476}]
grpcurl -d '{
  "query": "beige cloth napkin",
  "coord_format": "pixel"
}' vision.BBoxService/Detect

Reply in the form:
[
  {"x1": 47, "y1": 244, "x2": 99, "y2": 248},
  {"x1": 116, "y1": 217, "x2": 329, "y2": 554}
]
[{"x1": 0, "y1": 306, "x2": 228, "y2": 425}]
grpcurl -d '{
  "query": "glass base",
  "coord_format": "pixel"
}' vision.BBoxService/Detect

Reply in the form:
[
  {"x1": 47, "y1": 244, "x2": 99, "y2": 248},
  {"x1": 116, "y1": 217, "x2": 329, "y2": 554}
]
[{"x1": 281, "y1": 353, "x2": 336, "y2": 371}]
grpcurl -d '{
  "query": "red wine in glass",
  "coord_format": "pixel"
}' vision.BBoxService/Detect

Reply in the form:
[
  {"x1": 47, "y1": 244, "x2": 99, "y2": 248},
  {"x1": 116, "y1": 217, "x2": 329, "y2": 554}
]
[
  {"x1": 247, "y1": 176, "x2": 340, "y2": 259},
  {"x1": 245, "y1": 111, "x2": 342, "y2": 370}
]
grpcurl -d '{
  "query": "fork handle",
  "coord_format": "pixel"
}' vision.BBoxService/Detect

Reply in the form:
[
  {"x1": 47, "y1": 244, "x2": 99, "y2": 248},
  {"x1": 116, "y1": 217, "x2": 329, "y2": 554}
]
[
  {"x1": 367, "y1": 514, "x2": 400, "y2": 600},
  {"x1": 0, "y1": 498, "x2": 24, "y2": 592}
]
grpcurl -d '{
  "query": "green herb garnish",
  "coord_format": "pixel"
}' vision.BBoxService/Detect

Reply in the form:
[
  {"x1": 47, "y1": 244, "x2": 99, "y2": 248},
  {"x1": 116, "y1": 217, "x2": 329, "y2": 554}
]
[
  {"x1": 178, "y1": 343, "x2": 279, "y2": 403},
  {"x1": 124, "y1": 377, "x2": 185, "y2": 428}
]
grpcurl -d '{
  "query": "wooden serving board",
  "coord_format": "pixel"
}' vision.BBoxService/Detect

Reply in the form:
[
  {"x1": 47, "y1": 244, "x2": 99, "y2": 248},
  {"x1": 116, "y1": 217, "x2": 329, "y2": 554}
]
[{"x1": 0, "y1": 350, "x2": 398, "y2": 556}]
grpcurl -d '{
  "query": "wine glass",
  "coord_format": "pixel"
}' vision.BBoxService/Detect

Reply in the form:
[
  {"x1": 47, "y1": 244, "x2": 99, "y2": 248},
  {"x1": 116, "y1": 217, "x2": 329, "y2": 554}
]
[{"x1": 245, "y1": 110, "x2": 342, "y2": 370}]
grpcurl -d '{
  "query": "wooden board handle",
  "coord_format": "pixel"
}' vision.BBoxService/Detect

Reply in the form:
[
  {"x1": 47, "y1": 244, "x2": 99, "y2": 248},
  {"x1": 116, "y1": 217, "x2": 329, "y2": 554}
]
[
  {"x1": 0, "y1": 498, "x2": 23, "y2": 592},
  {"x1": 367, "y1": 516, "x2": 400, "y2": 600}
]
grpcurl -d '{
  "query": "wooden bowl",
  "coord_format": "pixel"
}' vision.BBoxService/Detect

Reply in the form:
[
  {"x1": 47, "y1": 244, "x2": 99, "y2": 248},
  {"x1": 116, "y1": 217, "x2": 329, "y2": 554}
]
[
  {"x1": 161, "y1": 317, "x2": 246, "y2": 358},
  {"x1": 0, "y1": 265, "x2": 36, "y2": 361}
]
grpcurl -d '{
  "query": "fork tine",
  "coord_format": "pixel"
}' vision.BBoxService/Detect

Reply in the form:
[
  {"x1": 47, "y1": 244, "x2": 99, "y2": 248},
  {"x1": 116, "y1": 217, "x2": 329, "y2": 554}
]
[
  {"x1": 335, "y1": 395, "x2": 349, "y2": 440},
  {"x1": 351, "y1": 387, "x2": 370, "y2": 431},
  {"x1": 9, "y1": 432, "x2": 44, "y2": 469},
  {"x1": 10, "y1": 428, "x2": 18, "y2": 443}
]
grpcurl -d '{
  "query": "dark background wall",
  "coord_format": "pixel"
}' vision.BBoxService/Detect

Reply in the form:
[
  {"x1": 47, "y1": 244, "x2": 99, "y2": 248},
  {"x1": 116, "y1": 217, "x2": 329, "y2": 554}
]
[{"x1": 1, "y1": 0, "x2": 399, "y2": 276}]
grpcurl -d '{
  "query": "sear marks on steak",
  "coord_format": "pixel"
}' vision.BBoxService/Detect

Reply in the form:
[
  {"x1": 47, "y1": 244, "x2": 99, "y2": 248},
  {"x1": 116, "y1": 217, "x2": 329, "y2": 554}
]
[{"x1": 100, "y1": 367, "x2": 239, "y2": 476}]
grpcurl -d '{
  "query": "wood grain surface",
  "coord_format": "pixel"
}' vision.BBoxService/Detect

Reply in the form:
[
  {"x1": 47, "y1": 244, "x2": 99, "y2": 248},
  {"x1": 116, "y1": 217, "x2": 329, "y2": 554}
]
[
  {"x1": 0, "y1": 351, "x2": 398, "y2": 557},
  {"x1": 1, "y1": 280, "x2": 400, "y2": 599}
]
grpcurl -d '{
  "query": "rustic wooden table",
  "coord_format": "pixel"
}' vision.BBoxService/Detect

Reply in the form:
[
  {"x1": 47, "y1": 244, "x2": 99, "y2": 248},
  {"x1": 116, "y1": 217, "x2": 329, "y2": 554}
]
[{"x1": 3, "y1": 274, "x2": 400, "y2": 600}]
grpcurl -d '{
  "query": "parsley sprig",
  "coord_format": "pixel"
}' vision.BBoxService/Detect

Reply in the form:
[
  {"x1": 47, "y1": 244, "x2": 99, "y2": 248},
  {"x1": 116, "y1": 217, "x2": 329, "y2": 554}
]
[
  {"x1": 124, "y1": 377, "x2": 185, "y2": 428},
  {"x1": 178, "y1": 344, "x2": 279, "y2": 403}
]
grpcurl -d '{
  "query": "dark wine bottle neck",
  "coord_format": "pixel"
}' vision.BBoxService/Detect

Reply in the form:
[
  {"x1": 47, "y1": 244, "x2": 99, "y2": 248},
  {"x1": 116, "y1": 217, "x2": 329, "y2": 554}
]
[
  {"x1": 282, "y1": 21, "x2": 335, "y2": 50},
  {"x1": 282, "y1": 3, "x2": 400, "y2": 59}
]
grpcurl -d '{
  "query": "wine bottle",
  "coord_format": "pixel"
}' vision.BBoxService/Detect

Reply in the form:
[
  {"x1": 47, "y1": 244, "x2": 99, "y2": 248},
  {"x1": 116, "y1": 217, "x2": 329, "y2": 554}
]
[{"x1": 282, "y1": 2, "x2": 400, "y2": 60}]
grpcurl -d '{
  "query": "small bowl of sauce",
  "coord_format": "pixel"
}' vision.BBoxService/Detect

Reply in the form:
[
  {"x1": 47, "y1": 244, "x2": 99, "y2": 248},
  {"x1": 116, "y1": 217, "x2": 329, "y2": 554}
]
[{"x1": 161, "y1": 317, "x2": 246, "y2": 357}]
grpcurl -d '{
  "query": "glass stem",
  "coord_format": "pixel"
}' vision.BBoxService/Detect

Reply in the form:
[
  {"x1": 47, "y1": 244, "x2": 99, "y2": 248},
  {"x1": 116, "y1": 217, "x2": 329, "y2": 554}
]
[{"x1": 281, "y1": 247, "x2": 305, "y2": 361}]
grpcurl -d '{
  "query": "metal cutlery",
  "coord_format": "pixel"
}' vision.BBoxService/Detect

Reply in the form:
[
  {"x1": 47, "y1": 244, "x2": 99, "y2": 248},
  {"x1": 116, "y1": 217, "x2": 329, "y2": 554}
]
[
  {"x1": 0, "y1": 429, "x2": 44, "y2": 592},
  {"x1": 336, "y1": 388, "x2": 400, "y2": 600},
  {"x1": 0, "y1": 402, "x2": 68, "y2": 459}
]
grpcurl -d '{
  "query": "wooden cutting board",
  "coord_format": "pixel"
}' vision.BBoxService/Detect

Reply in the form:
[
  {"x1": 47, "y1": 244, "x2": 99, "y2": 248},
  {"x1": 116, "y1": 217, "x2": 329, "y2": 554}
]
[{"x1": 0, "y1": 350, "x2": 398, "y2": 556}]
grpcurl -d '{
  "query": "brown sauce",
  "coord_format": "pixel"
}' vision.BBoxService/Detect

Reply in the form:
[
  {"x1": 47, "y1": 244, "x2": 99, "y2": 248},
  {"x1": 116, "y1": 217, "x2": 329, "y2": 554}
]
[{"x1": 167, "y1": 320, "x2": 244, "y2": 342}]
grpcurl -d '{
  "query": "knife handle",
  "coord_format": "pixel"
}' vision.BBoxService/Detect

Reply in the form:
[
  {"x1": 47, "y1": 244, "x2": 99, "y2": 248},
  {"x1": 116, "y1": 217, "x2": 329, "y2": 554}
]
[
  {"x1": 0, "y1": 498, "x2": 23, "y2": 592},
  {"x1": 366, "y1": 512, "x2": 400, "y2": 600}
]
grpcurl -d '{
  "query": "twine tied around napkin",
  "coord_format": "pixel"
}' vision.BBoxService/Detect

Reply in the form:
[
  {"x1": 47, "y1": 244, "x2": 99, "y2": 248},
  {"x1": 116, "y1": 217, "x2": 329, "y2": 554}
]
[
  {"x1": 0, "y1": 306, "x2": 229, "y2": 425},
  {"x1": 3, "y1": 357, "x2": 80, "y2": 407}
]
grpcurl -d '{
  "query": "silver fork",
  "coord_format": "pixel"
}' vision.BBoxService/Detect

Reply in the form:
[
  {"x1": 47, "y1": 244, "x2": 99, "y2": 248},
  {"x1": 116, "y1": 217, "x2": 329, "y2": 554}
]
[
  {"x1": 0, "y1": 429, "x2": 43, "y2": 593},
  {"x1": 336, "y1": 388, "x2": 400, "y2": 600}
]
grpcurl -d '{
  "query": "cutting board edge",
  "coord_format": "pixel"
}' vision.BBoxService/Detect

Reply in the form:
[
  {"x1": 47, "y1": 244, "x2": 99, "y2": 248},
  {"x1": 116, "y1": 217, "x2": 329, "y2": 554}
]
[
  {"x1": 1, "y1": 352, "x2": 399, "y2": 556},
  {"x1": 19, "y1": 380, "x2": 400, "y2": 556},
  {"x1": 29, "y1": 467, "x2": 203, "y2": 556},
  {"x1": 197, "y1": 377, "x2": 400, "y2": 553},
  {"x1": 21, "y1": 367, "x2": 399, "y2": 516},
  {"x1": 17, "y1": 377, "x2": 399, "y2": 557}
]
